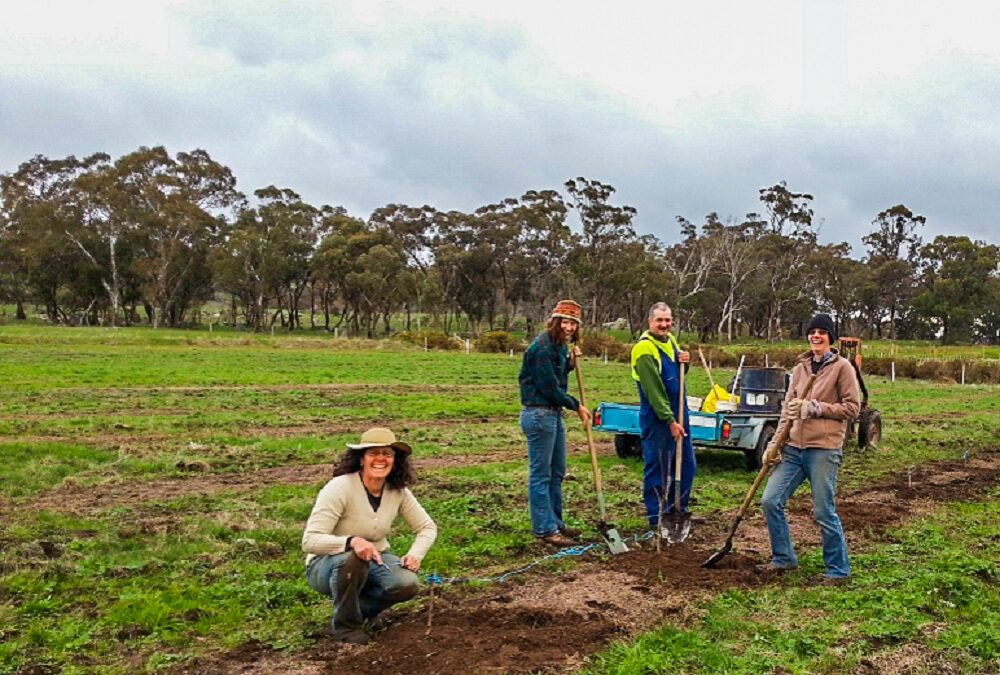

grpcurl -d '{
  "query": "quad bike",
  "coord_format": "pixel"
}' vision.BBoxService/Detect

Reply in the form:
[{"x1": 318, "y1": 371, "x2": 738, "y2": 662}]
[{"x1": 838, "y1": 337, "x2": 883, "y2": 449}]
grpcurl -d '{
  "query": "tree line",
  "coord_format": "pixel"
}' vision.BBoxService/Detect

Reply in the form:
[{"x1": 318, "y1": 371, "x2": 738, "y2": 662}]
[{"x1": 1, "y1": 146, "x2": 998, "y2": 344}]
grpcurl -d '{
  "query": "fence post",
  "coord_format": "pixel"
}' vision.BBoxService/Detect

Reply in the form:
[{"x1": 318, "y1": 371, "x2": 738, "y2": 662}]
[
  {"x1": 465, "y1": 338, "x2": 470, "y2": 354},
  {"x1": 424, "y1": 337, "x2": 428, "y2": 352},
  {"x1": 891, "y1": 361, "x2": 895, "y2": 382},
  {"x1": 603, "y1": 349, "x2": 608, "y2": 365},
  {"x1": 961, "y1": 363, "x2": 966, "y2": 385}
]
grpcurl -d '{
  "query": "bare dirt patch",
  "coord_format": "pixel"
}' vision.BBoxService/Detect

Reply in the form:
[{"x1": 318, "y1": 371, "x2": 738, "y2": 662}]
[{"x1": 177, "y1": 451, "x2": 1000, "y2": 675}]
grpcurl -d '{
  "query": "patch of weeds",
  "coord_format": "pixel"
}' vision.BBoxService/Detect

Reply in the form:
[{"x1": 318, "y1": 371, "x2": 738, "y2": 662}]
[{"x1": 0, "y1": 442, "x2": 115, "y2": 499}]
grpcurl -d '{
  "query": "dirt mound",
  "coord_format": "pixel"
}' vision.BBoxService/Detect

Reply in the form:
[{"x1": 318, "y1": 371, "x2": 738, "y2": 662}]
[{"x1": 175, "y1": 450, "x2": 1000, "y2": 675}]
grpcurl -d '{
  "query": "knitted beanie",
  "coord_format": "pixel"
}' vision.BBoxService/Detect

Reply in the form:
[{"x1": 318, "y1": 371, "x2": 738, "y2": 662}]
[
  {"x1": 806, "y1": 313, "x2": 837, "y2": 344},
  {"x1": 551, "y1": 299, "x2": 582, "y2": 324}
]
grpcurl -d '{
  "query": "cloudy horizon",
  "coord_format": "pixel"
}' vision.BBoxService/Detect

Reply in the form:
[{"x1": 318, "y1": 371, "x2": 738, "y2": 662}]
[{"x1": 3, "y1": 0, "x2": 999, "y2": 257}]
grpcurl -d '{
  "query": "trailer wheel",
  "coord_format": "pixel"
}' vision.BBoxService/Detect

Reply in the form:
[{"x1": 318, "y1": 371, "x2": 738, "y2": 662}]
[
  {"x1": 746, "y1": 423, "x2": 776, "y2": 471},
  {"x1": 614, "y1": 434, "x2": 641, "y2": 459},
  {"x1": 857, "y1": 408, "x2": 882, "y2": 449}
]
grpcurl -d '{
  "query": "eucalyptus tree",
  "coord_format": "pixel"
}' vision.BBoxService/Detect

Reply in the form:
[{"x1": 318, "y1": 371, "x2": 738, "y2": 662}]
[
  {"x1": 0, "y1": 153, "x2": 107, "y2": 322},
  {"x1": 474, "y1": 189, "x2": 572, "y2": 330},
  {"x1": 432, "y1": 210, "x2": 496, "y2": 334},
  {"x1": 213, "y1": 186, "x2": 326, "y2": 331},
  {"x1": 753, "y1": 182, "x2": 818, "y2": 340},
  {"x1": 313, "y1": 214, "x2": 408, "y2": 336},
  {"x1": 912, "y1": 235, "x2": 1000, "y2": 343},
  {"x1": 369, "y1": 203, "x2": 439, "y2": 330},
  {"x1": 862, "y1": 204, "x2": 925, "y2": 339},
  {"x1": 130, "y1": 148, "x2": 241, "y2": 327},
  {"x1": 563, "y1": 177, "x2": 640, "y2": 326}
]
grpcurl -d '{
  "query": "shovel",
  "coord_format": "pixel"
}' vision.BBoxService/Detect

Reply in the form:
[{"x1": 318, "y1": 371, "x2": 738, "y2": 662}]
[
  {"x1": 702, "y1": 373, "x2": 819, "y2": 568},
  {"x1": 574, "y1": 358, "x2": 628, "y2": 554},
  {"x1": 663, "y1": 358, "x2": 691, "y2": 544}
]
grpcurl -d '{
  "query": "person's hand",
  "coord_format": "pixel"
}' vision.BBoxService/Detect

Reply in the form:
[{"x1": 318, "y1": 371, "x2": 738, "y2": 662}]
[
  {"x1": 669, "y1": 421, "x2": 686, "y2": 440},
  {"x1": 572, "y1": 345, "x2": 583, "y2": 359},
  {"x1": 786, "y1": 398, "x2": 808, "y2": 419},
  {"x1": 350, "y1": 537, "x2": 383, "y2": 565},
  {"x1": 761, "y1": 442, "x2": 782, "y2": 466},
  {"x1": 400, "y1": 555, "x2": 421, "y2": 572},
  {"x1": 577, "y1": 404, "x2": 591, "y2": 426},
  {"x1": 678, "y1": 350, "x2": 690, "y2": 364}
]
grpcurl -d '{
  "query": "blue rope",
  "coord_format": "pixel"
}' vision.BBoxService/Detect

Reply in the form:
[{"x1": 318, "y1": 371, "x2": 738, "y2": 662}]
[{"x1": 420, "y1": 531, "x2": 655, "y2": 587}]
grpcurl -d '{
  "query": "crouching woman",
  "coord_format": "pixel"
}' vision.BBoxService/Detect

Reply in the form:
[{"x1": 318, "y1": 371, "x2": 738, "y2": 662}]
[{"x1": 302, "y1": 427, "x2": 437, "y2": 644}]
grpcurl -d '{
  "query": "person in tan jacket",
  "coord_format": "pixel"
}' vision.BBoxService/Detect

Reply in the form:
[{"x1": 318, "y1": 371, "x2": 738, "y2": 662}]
[
  {"x1": 759, "y1": 313, "x2": 860, "y2": 580},
  {"x1": 303, "y1": 427, "x2": 437, "y2": 644}
]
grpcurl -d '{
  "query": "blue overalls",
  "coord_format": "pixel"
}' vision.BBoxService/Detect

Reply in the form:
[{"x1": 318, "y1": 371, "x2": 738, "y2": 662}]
[{"x1": 636, "y1": 337, "x2": 696, "y2": 528}]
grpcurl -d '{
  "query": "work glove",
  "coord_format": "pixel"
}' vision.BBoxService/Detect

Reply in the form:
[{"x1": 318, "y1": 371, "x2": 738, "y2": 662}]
[
  {"x1": 786, "y1": 398, "x2": 820, "y2": 419},
  {"x1": 786, "y1": 398, "x2": 805, "y2": 418},
  {"x1": 761, "y1": 442, "x2": 782, "y2": 466}
]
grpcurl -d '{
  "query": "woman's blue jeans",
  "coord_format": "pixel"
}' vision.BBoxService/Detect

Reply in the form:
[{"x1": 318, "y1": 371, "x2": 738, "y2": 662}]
[
  {"x1": 760, "y1": 445, "x2": 851, "y2": 578},
  {"x1": 520, "y1": 406, "x2": 567, "y2": 536},
  {"x1": 305, "y1": 551, "x2": 418, "y2": 630}
]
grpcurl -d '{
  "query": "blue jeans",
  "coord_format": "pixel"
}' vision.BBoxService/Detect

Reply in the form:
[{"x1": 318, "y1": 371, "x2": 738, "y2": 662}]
[
  {"x1": 641, "y1": 420, "x2": 696, "y2": 528},
  {"x1": 521, "y1": 406, "x2": 568, "y2": 536},
  {"x1": 760, "y1": 445, "x2": 850, "y2": 578},
  {"x1": 305, "y1": 551, "x2": 419, "y2": 629}
]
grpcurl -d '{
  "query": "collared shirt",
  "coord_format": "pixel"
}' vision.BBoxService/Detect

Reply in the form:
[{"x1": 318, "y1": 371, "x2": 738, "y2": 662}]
[{"x1": 518, "y1": 331, "x2": 579, "y2": 410}]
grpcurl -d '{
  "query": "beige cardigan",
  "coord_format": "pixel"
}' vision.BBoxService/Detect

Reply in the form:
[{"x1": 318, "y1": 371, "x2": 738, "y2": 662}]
[{"x1": 301, "y1": 472, "x2": 437, "y2": 567}]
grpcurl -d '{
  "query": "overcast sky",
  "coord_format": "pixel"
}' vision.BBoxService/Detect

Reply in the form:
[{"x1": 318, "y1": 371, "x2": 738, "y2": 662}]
[{"x1": 2, "y1": 0, "x2": 999, "y2": 255}]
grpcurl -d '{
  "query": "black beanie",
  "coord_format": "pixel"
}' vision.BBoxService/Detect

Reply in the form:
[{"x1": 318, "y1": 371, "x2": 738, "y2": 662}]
[{"x1": 806, "y1": 313, "x2": 837, "y2": 343}]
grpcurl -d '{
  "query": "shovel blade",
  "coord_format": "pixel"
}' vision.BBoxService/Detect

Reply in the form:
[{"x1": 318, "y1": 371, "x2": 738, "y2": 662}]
[
  {"x1": 597, "y1": 521, "x2": 629, "y2": 554},
  {"x1": 701, "y1": 539, "x2": 732, "y2": 568},
  {"x1": 663, "y1": 512, "x2": 692, "y2": 544}
]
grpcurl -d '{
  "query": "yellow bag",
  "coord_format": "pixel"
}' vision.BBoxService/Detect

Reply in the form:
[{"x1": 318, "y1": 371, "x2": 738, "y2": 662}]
[{"x1": 701, "y1": 384, "x2": 734, "y2": 413}]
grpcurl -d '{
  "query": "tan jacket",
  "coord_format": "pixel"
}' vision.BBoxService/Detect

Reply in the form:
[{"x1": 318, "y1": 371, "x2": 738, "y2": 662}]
[
  {"x1": 302, "y1": 472, "x2": 438, "y2": 566},
  {"x1": 775, "y1": 350, "x2": 861, "y2": 450}
]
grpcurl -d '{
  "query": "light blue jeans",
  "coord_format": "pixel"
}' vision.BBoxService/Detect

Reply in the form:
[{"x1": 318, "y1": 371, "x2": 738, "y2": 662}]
[
  {"x1": 520, "y1": 406, "x2": 568, "y2": 536},
  {"x1": 306, "y1": 551, "x2": 419, "y2": 630},
  {"x1": 760, "y1": 445, "x2": 851, "y2": 578}
]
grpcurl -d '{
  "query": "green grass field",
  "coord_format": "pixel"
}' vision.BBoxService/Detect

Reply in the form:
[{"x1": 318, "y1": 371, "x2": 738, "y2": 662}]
[{"x1": 1, "y1": 325, "x2": 998, "y2": 673}]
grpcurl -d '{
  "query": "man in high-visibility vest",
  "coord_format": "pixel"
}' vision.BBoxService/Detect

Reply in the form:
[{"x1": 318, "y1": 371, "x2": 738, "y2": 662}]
[{"x1": 630, "y1": 302, "x2": 694, "y2": 536}]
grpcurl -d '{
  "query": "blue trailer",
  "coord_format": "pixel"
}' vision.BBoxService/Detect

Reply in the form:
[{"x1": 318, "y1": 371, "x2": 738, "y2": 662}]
[
  {"x1": 592, "y1": 402, "x2": 780, "y2": 470},
  {"x1": 592, "y1": 367, "x2": 789, "y2": 470}
]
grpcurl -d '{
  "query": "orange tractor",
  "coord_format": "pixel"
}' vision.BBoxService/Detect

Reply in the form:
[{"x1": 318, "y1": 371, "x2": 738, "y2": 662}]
[{"x1": 838, "y1": 337, "x2": 883, "y2": 449}]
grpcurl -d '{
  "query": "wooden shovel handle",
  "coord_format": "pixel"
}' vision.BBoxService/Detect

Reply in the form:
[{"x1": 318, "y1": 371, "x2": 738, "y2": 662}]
[
  {"x1": 574, "y1": 359, "x2": 603, "y2": 495},
  {"x1": 734, "y1": 372, "x2": 818, "y2": 517},
  {"x1": 698, "y1": 347, "x2": 716, "y2": 390}
]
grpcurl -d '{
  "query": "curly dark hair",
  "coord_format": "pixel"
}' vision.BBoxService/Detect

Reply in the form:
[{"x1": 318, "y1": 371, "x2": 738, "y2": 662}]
[{"x1": 332, "y1": 446, "x2": 416, "y2": 489}]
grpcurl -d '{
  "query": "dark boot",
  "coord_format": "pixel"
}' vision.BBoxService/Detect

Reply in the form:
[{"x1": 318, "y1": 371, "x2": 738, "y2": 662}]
[
  {"x1": 332, "y1": 553, "x2": 369, "y2": 632},
  {"x1": 330, "y1": 627, "x2": 370, "y2": 644}
]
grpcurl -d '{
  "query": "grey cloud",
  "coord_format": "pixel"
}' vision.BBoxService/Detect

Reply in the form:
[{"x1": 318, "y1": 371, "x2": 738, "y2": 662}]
[{"x1": 2, "y1": 13, "x2": 999, "y2": 257}]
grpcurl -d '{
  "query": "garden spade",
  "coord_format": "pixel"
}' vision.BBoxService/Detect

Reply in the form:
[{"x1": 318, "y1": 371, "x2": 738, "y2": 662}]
[
  {"x1": 702, "y1": 373, "x2": 820, "y2": 568},
  {"x1": 663, "y1": 359, "x2": 691, "y2": 544},
  {"x1": 575, "y1": 359, "x2": 628, "y2": 554}
]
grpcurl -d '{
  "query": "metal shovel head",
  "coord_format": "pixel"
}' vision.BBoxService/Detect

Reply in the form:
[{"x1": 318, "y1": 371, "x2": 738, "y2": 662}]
[
  {"x1": 701, "y1": 538, "x2": 732, "y2": 568},
  {"x1": 598, "y1": 521, "x2": 629, "y2": 554},
  {"x1": 663, "y1": 511, "x2": 692, "y2": 544}
]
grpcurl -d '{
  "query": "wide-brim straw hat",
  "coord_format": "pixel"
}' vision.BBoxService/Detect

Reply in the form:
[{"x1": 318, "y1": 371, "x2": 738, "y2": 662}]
[{"x1": 346, "y1": 427, "x2": 412, "y2": 454}]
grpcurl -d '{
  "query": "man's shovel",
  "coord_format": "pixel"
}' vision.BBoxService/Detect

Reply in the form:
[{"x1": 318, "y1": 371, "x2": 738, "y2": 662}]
[
  {"x1": 702, "y1": 373, "x2": 819, "y2": 568},
  {"x1": 575, "y1": 360, "x2": 628, "y2": 554},
  {"x1": 663, "y1": 359, "x2": 691, "y2": 544}
]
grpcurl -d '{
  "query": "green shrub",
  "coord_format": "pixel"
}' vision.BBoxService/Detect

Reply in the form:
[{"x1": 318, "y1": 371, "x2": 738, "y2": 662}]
[
  {"x1": 474, "y1": 331, "x2": 524, "y2": 353},
  {"x1": 391, "y1": 330, "x2": 461, "y2": 351},
  {"x1": 579, "y1": 333, "x2": 630, "y2": 362}
]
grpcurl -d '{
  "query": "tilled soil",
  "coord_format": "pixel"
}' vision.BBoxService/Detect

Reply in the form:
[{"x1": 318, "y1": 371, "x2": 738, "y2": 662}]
[{"x1": 174, "y1": 451, "x2": 1000, "y2": 675}]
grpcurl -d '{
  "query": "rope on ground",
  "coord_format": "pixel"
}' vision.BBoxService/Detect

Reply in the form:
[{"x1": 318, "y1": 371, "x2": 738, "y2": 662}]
[{"x1": 421, "y1": 530, "x2": 656, "y2": 587}]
